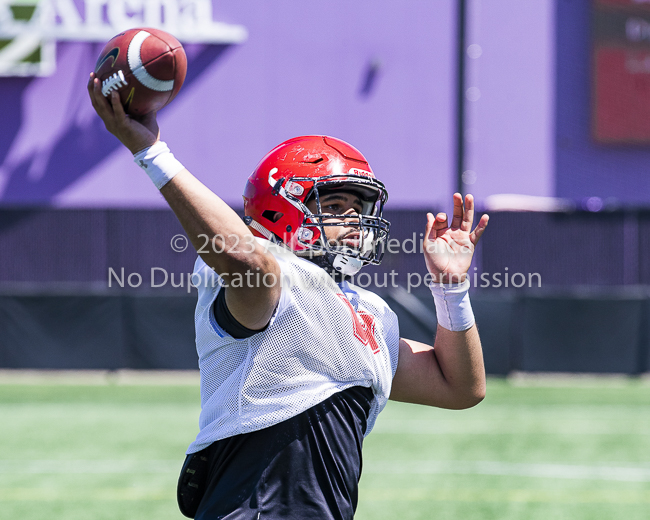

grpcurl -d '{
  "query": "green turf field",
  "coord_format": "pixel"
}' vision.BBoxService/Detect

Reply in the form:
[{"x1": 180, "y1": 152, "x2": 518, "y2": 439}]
[{"x1": 0, "y1": 373, "x2": 648, "y2": 520}]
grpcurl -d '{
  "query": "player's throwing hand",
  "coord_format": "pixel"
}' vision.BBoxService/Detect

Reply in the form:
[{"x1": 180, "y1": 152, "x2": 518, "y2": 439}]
[
  {"x1": 423, "y1": 193, "x2": 489, "y2": 284},
  {"x1": 87, "y1": 72, "x2": 159, "y2": 155}
]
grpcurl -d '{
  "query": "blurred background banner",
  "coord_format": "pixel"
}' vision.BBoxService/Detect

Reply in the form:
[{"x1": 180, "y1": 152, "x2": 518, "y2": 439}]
[
  {"x1": 0, "y1": 0, "x2": 246, "y2": 76},
  {"x1": 592, "y1": 0, "x2": 650, "y2": 143},
  {"x1": 1, "y1": 0, "x2": 649, "y2": 374}
]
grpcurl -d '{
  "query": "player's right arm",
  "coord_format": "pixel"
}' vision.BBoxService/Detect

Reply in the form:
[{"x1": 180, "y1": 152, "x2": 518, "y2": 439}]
[{"x1": 87, "y1": 73, "x2": 281, "y2": 331}]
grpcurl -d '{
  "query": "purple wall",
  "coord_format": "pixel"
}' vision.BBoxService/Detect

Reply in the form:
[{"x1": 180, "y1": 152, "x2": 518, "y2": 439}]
[
  {"x1": 465, "y1": 0, "x2": 555, "y2": 200},
  {"x1": 0, "y1": 1, "x2": 457, "y2": 209}
]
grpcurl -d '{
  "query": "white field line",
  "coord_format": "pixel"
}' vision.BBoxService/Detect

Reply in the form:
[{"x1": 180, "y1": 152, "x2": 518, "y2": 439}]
[
  {"x1": 2, "y1": 460, "x2": 650, "y2": 482},
  {"x1": 365, "y1": 460, "x2": 650, "y2": 482}
]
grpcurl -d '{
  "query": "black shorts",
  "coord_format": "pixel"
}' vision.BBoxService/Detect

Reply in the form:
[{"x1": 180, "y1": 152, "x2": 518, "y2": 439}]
[{"x1": 178, "y1": 386, "x2": 374, "y2": 520}]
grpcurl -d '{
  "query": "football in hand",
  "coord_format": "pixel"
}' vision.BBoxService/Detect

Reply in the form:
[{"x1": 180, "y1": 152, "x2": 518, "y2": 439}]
[{"x1": 94, "y1": 28, "x2": 187, "y2": 117}]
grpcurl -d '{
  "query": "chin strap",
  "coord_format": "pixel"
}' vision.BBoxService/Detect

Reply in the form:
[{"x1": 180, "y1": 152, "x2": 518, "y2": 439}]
[
  {"x1": 302, "y1": 252, "x2": 366, "y2": 282},
  {"x1": 331, "y1": 254, "x2": 365, "y2": 276}
]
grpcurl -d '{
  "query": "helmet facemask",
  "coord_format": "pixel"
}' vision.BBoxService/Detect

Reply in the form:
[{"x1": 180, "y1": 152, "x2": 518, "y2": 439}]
[{"x1": 291, "y1": 176, "x2": 390, "y2": 276}]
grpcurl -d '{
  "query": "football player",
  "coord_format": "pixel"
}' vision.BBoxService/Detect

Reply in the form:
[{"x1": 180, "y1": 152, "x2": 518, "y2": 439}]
[{"x1": 88, "y1": 74, "x2": 489, "y2": 520}]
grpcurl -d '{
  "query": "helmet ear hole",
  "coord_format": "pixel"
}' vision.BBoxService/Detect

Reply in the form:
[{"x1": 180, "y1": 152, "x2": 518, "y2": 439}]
[{"x1": 262, "y1": 210, "x2": 284, "y2": 223}]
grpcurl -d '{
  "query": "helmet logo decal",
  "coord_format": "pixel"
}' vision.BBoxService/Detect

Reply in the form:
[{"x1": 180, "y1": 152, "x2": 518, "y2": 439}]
[
  {"x1": 348, "y1": 168, "x2": 373, "y2": 178},
  {"x1": 297, "y1": 227, "x2": 314, "y2": 241},
  {"x1": 286, "y1": 181, "x2": 304, "y2": 196}
]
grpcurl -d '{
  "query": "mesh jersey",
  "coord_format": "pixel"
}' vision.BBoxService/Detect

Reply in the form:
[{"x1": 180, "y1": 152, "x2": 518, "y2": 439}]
[{"x1": 187, "y1": 239, "x2": 400, "y2": 454}]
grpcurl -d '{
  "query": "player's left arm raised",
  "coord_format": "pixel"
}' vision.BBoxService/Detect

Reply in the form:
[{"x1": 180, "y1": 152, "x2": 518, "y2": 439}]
[{"x1": 390, "y1": 193, "x2": 489, "y2": 410}]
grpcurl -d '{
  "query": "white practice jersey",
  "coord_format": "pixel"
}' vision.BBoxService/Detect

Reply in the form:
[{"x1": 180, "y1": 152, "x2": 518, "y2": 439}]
[{"x1": 187, "y1": 239, "x2": 400, "y2": 454}]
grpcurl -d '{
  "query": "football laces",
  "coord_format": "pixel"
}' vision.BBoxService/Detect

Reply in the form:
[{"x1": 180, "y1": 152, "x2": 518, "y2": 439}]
[{"x1": 101, "y1": 70, "x2": 128, "y2": 97}]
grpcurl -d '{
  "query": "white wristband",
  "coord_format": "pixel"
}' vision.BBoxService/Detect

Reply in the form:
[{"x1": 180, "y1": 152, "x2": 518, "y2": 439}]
[
  {"x1": 133, "y1": 141, "x2": 185, "y2": 189},
  {"x1": 429, "y1": 278, "x2": 475, "y2": 332}
]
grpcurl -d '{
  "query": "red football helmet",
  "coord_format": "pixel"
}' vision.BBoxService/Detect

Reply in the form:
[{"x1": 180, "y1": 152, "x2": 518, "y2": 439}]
[{"x1": 243, "y1": 135, "x2": 390, "y2": 275}]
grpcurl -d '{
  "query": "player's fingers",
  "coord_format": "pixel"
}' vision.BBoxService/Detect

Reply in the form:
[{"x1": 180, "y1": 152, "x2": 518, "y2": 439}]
[
  {"x1": 450, "y1": 192, "x2": 464, "y2": 229},
  {"x1": 88, "y1": 74, "x2": 103, "y2": 104},
  {"x1": 470, "y1": 214, "x2": 489, "y2": 245},
  {"x1": 434, "y1": 212, "x2": 448, "y2": 238},
  {"x1": 434, "y1": 212, "x2": 448, "y2": 228},
  {"x1": 424, "y1": 212, "x2": 436, "y2": 240},
  {"x1": 87, "y1": 72, "x2": 95, "y2": 96},
  {"x1": 87, "y1": 73, "x2": 101, "y2": 108},
  {"x1": 109, "y1": 90, "x2": 126, "y2": 119},
  {"x1": 90, "y1": 77, "x2": 113, "y2": 119},
  {"x1": 461, "y1": 194, "x2": 475, "y2": 232}
]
